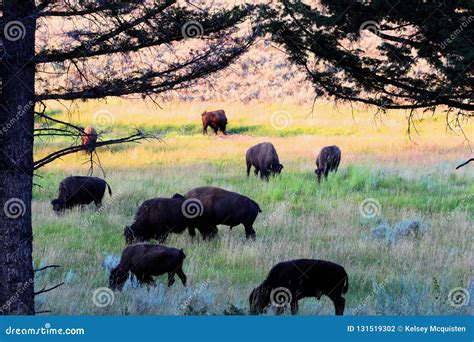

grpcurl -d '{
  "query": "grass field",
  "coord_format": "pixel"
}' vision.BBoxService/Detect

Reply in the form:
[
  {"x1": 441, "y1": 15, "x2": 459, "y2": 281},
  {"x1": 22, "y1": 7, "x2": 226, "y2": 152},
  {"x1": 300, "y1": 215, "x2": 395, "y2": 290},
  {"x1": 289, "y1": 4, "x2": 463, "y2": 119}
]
[{"x1": 32, "y1": 99, "x2": 473, "y2": 315}]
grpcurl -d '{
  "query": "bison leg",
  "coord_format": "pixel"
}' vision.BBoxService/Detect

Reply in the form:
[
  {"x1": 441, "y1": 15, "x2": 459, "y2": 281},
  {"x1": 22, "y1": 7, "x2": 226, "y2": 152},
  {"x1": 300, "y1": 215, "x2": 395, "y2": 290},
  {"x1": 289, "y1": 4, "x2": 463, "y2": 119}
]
[
  {"x1": 331, "y1": 296, "x2": 345, "y2": 315},
  {"x1": 244, "y1": 225, "x2": 256, "y2": 240},
  {"x1": 203, "y1": 124, "x2": 208, "y2": 135},
  {"x1": 167, "y1": 272, "x2": 176, "y2": 287},
  {"x1": 290, "y1": 300, "x2": 299, "y2": 315},
  {"x1": 275, "y1": 306, "x2": 284, "y2": 315},
  {"x1": 324, "y1": 168, "x2": 330, "y2": 179},
  {"x1": 254, "y1": 168, "x2": 259, "y2": 177},
  {"x1": 246, "y1": 162, "x2": 252, "y2": 177},
  {"x1": 198, "y1": 225, "x2": 218, "y2": 240},
  {"x1": 94, "y1": 199, "x2": 102, "y2": 208},
  {"x1": 213, "y1": 127, "x2": 219, "y2": 135},
  {"x1": 188, "y1": 227, "x2": 197, "y2": 238},
  {"x1": 176, "y1": 267, "x2": 187, "y2": 286}
]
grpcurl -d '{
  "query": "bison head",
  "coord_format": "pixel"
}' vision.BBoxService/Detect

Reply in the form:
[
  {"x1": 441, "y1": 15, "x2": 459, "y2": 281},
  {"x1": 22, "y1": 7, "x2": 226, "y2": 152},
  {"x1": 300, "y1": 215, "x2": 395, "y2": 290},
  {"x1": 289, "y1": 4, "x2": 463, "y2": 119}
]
[
  {"x1": 109, "y1": 267, "x2": 128, "y2": 291},
  {"x1": 249, "y1": 285, "x2": 270, "y2": 315},
  {"x1": 51, "y1": 198, "x2": 65, "y2": 212},
  {"x1": 123, "y1": 226, "x2": 135, "y2": 245},
  {"x1": 314, "y1": 168, "x2": 323, "y2": 183}
]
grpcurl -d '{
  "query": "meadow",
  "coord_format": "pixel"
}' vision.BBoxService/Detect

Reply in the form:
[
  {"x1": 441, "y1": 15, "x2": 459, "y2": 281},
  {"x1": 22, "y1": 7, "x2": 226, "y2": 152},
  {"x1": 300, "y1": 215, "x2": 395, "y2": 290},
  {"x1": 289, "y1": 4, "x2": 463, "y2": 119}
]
[{"x1": 32, "y1": 99, "x2": 473, "y2": 315}]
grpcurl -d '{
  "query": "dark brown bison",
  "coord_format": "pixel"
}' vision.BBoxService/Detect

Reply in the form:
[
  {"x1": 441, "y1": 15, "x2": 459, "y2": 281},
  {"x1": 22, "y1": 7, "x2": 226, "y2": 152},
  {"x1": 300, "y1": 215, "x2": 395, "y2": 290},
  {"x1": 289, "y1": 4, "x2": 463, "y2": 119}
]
[
  {"x1": 109, "y1": 243, "x2": 187, "y2": 290},
  {"x1": 249, "y1": 259, "x2": 348, "y2": 315},
  {"x1": 315, "y1": 145, "x2": 341, "y2": 183},
  {"x1": 124, "y1": 197, "x2": 197, "y2": 244},
  {"x1": 246, "y1": 142, "x2": 283, "y2": 180},
  {"x1": 202, "y1": 110, "x2": 227, "y2": 135},
  {"x1": 174, "y1": 186, "x2": 262, "y2": 240},
  {"x1": 51, "y1": 176, "x2": 112, "y2": 212}
]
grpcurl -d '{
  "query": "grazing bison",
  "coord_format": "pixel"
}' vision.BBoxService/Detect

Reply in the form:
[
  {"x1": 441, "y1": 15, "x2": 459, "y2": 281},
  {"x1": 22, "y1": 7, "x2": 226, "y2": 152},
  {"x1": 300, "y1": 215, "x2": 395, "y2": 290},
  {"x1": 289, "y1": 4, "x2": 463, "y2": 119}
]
[
  {"x1": 315, "y1": 145, "x2": 341, "y2": 183},
  {"x1": 124, "y1": 197, "x2": 197, "y2": 244},
  {"x1": 249, "y1": 259, "x2": 348, "y2": 315},
  {"x1": 174, "y1": 186, "x2": 262, "y2": 240},
  {"x1": 51, "y1": 176, "x2": 112, "y2": 212},
  {"x1": 109, "y1": 243, "x2": 187, "y2": 290},
  {"x1": 246, "y1": 142, "x2": 283, "y2": 180},
  {"x1": 202, "y1": 110, "x2": 227, "y2": 135}
]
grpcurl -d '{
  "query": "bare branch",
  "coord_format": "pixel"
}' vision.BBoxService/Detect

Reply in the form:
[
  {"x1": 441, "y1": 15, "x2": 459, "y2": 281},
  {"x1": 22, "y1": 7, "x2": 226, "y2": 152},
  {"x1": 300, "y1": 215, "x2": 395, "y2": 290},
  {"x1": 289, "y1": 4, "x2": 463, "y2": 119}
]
[
  {"x1": 34, "y1": 282, "x2": 65, "y2": 296},
  {"x1": 456, "y1": 158, "x2": 474, "y2": 169}
]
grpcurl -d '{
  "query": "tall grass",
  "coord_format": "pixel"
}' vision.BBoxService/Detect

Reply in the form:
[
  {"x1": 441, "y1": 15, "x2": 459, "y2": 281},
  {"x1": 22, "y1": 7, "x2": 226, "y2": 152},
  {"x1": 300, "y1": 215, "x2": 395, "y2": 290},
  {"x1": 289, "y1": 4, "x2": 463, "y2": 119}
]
[{"x1": 32, "y1": 100, "x2": 473, "y2": 315}]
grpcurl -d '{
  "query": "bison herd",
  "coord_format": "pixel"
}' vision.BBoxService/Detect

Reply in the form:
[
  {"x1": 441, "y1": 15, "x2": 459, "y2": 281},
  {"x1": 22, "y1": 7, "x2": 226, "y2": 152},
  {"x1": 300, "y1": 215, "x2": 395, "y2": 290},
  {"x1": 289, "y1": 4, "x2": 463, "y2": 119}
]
[{"x1": 51, "y1": 116, "x2": 347, "y2": 314}]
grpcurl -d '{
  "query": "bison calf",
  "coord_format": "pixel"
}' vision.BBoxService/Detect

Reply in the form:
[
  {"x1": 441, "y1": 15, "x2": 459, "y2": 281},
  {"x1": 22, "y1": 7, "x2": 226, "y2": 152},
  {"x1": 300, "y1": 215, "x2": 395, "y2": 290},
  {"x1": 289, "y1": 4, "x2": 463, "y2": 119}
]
[
  {"x1": 109, "y1": 243, "x2": 187, "y2": 291},
  {"x1": 175, "y1": 186, "x2": 262, "y2": 240},
  {"x1": 246, "y1": 142, "x2": 283, "y2": 180},
  {"x1": 249, "y1": 259, "x2": 348, "y2": 315},
  {"x1": 202, "y1": 110, "x2": 227, "y2": 135},
  {"x1": 124, "y1": 197, "x2": 193, "y2": 245},
  {"x1": 315, "y1": 145, "x2": 341, "y2": 183},
  {"x1": 51, "y1": 176, "x2": 112, "y2": 212}
]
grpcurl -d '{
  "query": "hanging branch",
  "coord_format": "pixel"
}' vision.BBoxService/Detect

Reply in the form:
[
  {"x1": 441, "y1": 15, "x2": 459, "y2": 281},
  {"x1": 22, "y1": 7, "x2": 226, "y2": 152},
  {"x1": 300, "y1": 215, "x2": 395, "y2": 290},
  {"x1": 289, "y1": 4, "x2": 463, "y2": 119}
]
[
  {"x1": 34, "y1": 130, "x2": 159, "y2": 170},
  {"x1": 456, "y1": 158, "x2": 474, "y2": 169}
]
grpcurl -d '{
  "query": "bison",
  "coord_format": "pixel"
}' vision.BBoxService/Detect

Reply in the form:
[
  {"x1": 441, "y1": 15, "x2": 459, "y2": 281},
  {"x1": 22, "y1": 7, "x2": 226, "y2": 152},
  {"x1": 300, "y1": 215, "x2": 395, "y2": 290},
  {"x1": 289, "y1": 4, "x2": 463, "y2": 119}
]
[
  {"x1": 246, "y1": 142, "x2": 283, "y2": 180},
  {"x1": 249, "y1": 259, "x2": 348, "y2": 315},
  {"x1": 124, "y1": 197, "x2": 198, "y2": 244},
  {"x1": 51, "y1": 176, "x2": 112, "y2": 212},
  {"x1": 81, "y1": 126, "x2": 98, "y2": 153},
  {"x1": 109, "y1": 243, "x2": 187, "y2": 290},
  {"x1": 174, "y1": 186, "x2": 262, "y2": 240},
  {"x1": 315, "y1": 145, "x2": 341, "y2": 183},
  {"x1": 202, "y1": 110, "x2": 227, "y2": 135}
]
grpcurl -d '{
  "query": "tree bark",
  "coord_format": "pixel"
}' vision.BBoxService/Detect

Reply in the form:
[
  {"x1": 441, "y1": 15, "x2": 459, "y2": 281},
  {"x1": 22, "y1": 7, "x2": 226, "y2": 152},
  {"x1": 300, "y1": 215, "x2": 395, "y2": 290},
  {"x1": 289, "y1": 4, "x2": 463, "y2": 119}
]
[{"x1": 0, "y1": 0, "x2": 36, "y2": 315}]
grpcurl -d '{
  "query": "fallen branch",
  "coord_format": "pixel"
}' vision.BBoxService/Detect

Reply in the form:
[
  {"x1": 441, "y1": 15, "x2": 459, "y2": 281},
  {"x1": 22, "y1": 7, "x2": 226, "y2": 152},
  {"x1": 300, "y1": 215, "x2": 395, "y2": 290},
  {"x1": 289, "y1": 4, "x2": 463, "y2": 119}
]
[{"x1": 456, "y1": 158, "x2": 474, "y2": 169}]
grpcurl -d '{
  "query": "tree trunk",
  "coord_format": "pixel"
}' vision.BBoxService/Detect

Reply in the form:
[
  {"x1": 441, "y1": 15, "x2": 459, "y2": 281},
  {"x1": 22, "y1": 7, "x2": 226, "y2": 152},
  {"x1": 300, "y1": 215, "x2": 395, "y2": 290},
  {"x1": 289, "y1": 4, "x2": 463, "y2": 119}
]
[{"x1": 0, "y1": 0, "x2": 36, "y2": 315}]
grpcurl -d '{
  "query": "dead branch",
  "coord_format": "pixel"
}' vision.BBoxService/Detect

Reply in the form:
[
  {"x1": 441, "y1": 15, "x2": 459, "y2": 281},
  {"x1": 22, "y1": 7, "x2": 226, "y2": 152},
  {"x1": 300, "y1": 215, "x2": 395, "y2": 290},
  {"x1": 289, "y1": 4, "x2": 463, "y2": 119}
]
[
  {"x1": 34, "y1": 265, "x2": 60, "y2": 272},
  {"x1": 34, "y1": 282, "x2": 65, "y2": 296},
  {"x1": 34, "y1": 130, "x2": 159, "y2": 170},
  {"x1": 456, "y1": 158, "x2": 474, "y2": 169}
]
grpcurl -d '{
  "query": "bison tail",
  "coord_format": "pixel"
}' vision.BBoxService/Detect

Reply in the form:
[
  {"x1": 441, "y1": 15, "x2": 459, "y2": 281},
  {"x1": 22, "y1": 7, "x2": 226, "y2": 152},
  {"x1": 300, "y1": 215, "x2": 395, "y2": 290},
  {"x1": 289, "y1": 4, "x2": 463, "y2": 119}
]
[
  {"x1": 251, "y1": 200, "x2": 262, "y2": 213},
  {"x1": 343, "y1": 276, "x2": 349, "y2": 294},
  {"x1": 105, "y1": 181, "x2": 113, "y2": 196},
  {"x1": 180, "y1": 249, "x2": 186, "y2": 259}
]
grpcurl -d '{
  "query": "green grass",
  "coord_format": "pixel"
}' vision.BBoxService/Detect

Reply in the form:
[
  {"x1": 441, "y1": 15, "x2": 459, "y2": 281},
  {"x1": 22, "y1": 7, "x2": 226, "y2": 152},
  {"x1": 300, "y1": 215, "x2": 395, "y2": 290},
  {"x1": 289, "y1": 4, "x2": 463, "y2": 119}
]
[{"x1": 30, "y1": 100, "x2": 473, "y2": 315}]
